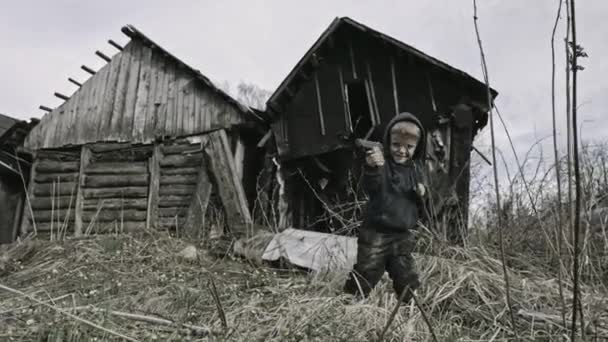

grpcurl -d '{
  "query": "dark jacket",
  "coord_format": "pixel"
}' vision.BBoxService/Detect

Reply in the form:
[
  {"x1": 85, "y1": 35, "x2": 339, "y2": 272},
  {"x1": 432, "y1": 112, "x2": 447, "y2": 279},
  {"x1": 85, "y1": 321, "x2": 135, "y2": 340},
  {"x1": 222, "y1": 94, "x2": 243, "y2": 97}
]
[{"x1": 362, "y1": 112, "x2": 427, "y2": 232}]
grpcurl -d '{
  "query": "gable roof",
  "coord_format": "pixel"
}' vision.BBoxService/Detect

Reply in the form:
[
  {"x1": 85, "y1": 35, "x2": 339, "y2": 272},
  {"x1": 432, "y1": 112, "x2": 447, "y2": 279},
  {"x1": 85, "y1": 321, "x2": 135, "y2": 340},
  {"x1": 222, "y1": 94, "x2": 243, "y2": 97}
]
[
  {"x1": 25, "y1": 25, "x2": 258, "y2": 150},
  {"x1": 267, "y1": 16, "x2": 498, "y2": 112}
]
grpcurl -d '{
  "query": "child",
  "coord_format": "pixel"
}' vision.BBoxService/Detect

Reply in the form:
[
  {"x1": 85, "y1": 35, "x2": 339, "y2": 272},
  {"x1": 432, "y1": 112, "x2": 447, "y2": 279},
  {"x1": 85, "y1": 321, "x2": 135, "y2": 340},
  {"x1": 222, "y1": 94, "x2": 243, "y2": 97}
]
[{"x1": 344, "y1": 112, "x2": 426, "y2": 304}]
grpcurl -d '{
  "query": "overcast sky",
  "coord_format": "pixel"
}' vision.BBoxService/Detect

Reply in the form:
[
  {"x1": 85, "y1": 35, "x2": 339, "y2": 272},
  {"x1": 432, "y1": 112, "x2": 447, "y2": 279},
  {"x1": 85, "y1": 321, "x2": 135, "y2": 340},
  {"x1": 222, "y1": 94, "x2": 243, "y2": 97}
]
[{"x1": 1, "y1": 1, "x2": 606, "y2": 177}]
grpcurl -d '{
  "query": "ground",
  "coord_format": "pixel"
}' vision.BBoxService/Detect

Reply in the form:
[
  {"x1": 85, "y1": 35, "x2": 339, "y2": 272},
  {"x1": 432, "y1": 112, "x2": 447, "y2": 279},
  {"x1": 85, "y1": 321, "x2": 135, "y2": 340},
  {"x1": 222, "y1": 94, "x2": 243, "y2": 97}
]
[{"x1": 0, "y1": 231, "x2": 606, "y2": 341}]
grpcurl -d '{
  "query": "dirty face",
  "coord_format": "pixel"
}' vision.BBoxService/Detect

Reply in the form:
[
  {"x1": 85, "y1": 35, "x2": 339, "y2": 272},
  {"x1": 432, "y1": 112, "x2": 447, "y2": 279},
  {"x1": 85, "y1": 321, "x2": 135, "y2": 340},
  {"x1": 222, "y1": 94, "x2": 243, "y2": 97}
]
[{"x1": 389, "y1": 122, "x2": 420, "y2": 164}]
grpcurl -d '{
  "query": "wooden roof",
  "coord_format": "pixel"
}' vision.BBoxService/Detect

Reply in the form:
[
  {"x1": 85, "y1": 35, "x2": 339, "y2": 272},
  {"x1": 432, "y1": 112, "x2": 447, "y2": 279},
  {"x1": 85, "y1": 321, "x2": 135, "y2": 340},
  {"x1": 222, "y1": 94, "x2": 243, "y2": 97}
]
[
  {"x1": 25, "y1": 25, "x2": 255, "y2": 150},
  {"x1": 267, "y1": 17, "x2": 498, "y2": 113}
]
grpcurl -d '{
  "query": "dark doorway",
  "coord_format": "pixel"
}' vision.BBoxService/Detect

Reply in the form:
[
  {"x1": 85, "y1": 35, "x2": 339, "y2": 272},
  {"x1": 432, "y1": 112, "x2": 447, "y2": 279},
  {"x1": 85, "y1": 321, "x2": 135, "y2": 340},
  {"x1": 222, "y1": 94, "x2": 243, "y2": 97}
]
[{"x1": 346, "y1": 81, "x2": 373, "y2": 139}]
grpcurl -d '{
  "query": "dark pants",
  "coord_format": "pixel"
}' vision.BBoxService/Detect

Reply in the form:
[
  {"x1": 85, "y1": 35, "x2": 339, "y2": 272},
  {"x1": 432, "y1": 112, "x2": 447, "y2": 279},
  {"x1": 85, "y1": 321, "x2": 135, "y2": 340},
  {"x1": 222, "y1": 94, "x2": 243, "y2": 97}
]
[{"x1": 344, "y1": 226, "x2": 420, "y2": 303}]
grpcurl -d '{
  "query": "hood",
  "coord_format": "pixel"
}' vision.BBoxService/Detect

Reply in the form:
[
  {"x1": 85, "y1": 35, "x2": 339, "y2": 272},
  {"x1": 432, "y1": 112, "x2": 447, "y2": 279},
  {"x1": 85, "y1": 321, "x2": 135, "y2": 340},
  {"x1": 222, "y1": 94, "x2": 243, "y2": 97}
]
[{"x1": 382, "y1": 112, "x2": 426, "y2": 161}]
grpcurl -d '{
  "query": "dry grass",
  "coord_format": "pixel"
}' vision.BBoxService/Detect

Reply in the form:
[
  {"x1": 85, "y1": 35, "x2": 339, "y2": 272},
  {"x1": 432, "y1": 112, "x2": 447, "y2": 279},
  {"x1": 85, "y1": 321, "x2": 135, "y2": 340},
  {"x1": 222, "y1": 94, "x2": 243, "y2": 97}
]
[{"x1": 0, "y1": 230, "x2": 606, "y2": 341}]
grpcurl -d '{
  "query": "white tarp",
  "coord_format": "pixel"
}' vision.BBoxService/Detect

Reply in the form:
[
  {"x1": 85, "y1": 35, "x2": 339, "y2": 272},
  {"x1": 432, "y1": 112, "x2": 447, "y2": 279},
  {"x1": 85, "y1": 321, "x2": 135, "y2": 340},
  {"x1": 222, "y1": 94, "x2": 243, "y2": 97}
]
[{"x1": 262, "y1": 228, "x2": 358, "y2": 272}]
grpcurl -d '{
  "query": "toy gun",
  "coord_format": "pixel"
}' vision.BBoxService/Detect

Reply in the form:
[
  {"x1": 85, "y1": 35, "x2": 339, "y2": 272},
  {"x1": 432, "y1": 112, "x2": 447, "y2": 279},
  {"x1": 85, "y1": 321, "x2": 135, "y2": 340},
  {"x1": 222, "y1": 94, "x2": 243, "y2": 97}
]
[
  {"x1": 355, "y1": 138, "x2": 382, "y2": 151},
  {"x1": 353, "y1": 125, "x2": 382, "y2": 151}
]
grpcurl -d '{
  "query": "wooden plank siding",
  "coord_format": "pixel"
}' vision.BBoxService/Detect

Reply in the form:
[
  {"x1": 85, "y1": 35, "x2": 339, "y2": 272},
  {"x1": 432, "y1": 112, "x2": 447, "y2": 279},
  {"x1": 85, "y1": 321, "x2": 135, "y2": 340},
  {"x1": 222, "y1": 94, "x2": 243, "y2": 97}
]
[{"x1": 24, "y1": 39, "x2": 248, "y2": 150}]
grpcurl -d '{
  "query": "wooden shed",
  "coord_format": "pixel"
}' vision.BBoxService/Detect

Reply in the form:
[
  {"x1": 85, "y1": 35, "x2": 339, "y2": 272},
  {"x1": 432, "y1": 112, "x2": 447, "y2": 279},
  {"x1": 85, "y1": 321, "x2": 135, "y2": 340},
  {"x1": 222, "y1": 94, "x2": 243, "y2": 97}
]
[
  {"x1": 0, "y1": 114, "x2": 36, "y2": 243},
  {"x1": 18, "y1": 25, "x2": 263, "y2": 239},
  {"x1": 264, "y1": 17, "x2": 498, "y2": 242}
]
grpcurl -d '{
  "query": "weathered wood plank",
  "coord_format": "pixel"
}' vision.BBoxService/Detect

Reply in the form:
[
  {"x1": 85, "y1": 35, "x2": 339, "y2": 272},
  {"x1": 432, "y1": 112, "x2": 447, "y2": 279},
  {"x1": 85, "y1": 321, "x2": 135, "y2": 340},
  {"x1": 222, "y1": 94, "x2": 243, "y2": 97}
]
[
  {"x1": 83, "y1": 186, "x2": 149, "y2": 199},
  {"x1": 158, "y1": 197, "x2": 192, "y2": 207},
  {"x1": 36, "y1": 161, "x2": 79, "y2": 173},
  {"x1": 83, "y1": 198, "x2": 148, "y2": 211},
  {"x1": 30, "y1": 196, "x2": 76, "y2": 210},
  {"x1": 159, "y1": 154, "x2": 203, "y2": 168},
  {"x1": 158, "y1": 207, "x2": 187, "y2": 218},
  {"x1": 51, "y1": 93, "x2": 73, "y2": 147},
  {"x1": 193, "y1": 88, "x2": 202, "y2": 132},
  {"x1": 91, "y1": 61, "x2": 112, "y2": 143},
  {"x1": 204, "y1": 129, "x2": 252, "y2": 232},
  {"x1": 82, "y1": 209, "x2": 147, "y2": 222},
  {"x1": 187, "y1": 86, "x2": 196, "y2": 134},
  {"x1": 33, "y1": 182, "x2": 77, "y2": 196},
  {"x1": 120, "y1": 40, "x2": 143, "y2": 141},
  {"x1": 142, "y1": 49, "x2": 159, "y2": 143},
  {"x1": 153, "y1": 56, "x2": 169, "y2": 138},
  {"x1": 72, "y1": 68, "x2": 94, "y2": 145},
  {"x1": 98, "y1": 50, "x2": 123, "y2": 137},
  {"x1": 81, "y1": 63, "x2": 108, "y2": 144},
  {"x1": 161, "y1": 143, "x2": 199, "y2": 155},
  {"x1": 164, "y1": 61, "x2": 177, "y2": 136},
  {"x1": 159, "y1": 185, "x2": 195, "y2": 196},
  {"x1": 33, "y1": 222, "x2": 74, "y2": 233},
  {"x1": 64, "y1": 84, "x2": 83, "y2": 146},
  {"x1": 160, "y1": 166, "x2": 199, "y2": 176},
  {"x1": 175, "y1": 69, "x2": 189, "y2": 136},
  {"x1": 34, "y1": 172, "x2": 79, "y2": 184},
  {"x1": 109, "y1": 42, "x2": 134, "y2": 141},
  {"x1": 184, "y1": 159, "x2": 213, "y2": 237},
  {"x1": 132, "y1": 45, "x2": 153, "y2": 142},
  {"x1": 85, "y1": 162, "x2": 148, "y2": 175},
  {"x1": 159, "y1": 217, "x2": 184, "y2": 229},
  {"x1": 146, "y1": 144, "x2": 161, "y2": 229},
  {"x1": 88, "y1": 142, "x2": 132, "y2": 153},
  {"x1": 83, "y1": 174, "x2": 149, "y2": 188},
  {"x1": 33, "y1": 210, "x2": 75, "y2": 223},
  {"x1": 74, "y1": 146, "x2": 90, "y2": 236},
  {"x1": 159, "y1": 174, "x2": 198, "y2": 186},
  {"x1": 80, "y1": 221, "x2": 145, "y2": 234}
]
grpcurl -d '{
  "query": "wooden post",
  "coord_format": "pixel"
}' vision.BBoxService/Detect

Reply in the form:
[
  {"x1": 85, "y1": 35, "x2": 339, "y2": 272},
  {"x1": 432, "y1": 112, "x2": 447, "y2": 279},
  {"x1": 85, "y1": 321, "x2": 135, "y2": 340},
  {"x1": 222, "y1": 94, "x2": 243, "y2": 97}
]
[
  {"x1": 108, "y1": 40, "x2": 124, "y2": 51},
  {"x1": 68, "y1": 78, "x2": 82, "y2": 87},
  {"x1": 313, "y1": 72, "x2": 326, "y2": 136},
  {"x1": 183, "y1": 157, "x2": 213, "y2": 237},
  {"x1": 390, "y1": 57, "x2": 399, "y2": 116},
  {"x1": 74, "y1": 146, "x2": 91, "y2": 236},
  {"x1": 349, "y1": 41, "x2": 357, "y2": 79},
  {"x1": 338, "y1": 66, "x2": 352, "y2": 132},
  {"x1": 10, "y1": 192, "x2": 25, "y2": 241},
  {"x1": 19, "y1": 157, "x2": 38, "y2": 237},
  {"x1": 146, "y1": 144, "x2": 161, "y2": 229},
  {"x1": 204, "y1": 130, "x2": 252, "y2": 234}
]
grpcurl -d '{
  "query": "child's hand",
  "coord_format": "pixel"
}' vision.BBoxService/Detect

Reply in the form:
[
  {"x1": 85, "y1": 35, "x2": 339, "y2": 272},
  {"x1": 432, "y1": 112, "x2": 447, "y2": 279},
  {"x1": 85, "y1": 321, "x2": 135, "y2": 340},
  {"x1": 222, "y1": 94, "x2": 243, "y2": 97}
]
[
  {"x1": 365, "y1": 146, "x2": 385, "y2": 167},
  {"x1": 415, "y1": 183, "x2": 426, "y2": 197}
]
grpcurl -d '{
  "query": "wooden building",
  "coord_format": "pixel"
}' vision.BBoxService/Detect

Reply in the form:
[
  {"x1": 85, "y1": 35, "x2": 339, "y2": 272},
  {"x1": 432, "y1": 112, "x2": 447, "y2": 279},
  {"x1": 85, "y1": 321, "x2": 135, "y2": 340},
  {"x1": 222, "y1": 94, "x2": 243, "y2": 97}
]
[
  {"x1": 0, "y1": 113, "x2": 36, "y2": 243},
  {"x1": 17, "y1": 25, "x2": 262, "y2": 240},
  {"x1": 264, "y1": 17, "x2": 498, "y2": 241}
]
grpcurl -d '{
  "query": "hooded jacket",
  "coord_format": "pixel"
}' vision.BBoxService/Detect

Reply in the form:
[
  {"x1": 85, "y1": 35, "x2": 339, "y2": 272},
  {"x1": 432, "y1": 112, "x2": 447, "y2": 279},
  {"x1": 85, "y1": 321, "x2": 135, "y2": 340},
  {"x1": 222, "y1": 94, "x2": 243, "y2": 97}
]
[{"x1": 362, "y1": 112, "x2": 427, "y2": 232}]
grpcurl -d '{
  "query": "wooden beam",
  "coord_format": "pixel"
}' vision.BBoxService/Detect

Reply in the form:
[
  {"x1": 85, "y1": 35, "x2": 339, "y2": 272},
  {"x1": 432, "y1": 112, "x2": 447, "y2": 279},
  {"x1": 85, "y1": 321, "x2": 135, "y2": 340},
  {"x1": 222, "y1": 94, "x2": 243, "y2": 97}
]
[
  {"x1": 390, "y1": 57, "x2": 399, "y2": 116},
  {"x1": 68, "y1": 78, "x2": 82, "y2": 87},
  {"x1": 81, "y1": 65, "x2": 96, "y2": 75},
  {"x1": 427, "y1": 72, "x2": 437, "y2": 113},
  {"x1": 204, "y1": 130, "x2": 251, "y2": 233},
  {"x1": 338, "y1": 66, "x2": 352, "y2": 132},
  {"x1": 183, "y1": 155, "x2": 213, "y2": 237},
  {"x1": 39, "y1": 105, "x2": 53, "y2": 112},
  {"x1": 54, "y1": 92, "x2": 69, "y2": 101},
  {"x1": 19, "y1": 157, "x2": 38, "y2": 237},
  {"x1": 11, "y1": 191, "x2": 25, "y2": 242},
  {"x1": 74, "y1": 146, "x2": 91, "y2": 236},
  {"x1": 256, "y1": 130, "x2": 272, "y2": 148},
  {"x1": 313, "y1": 71, "x2": 326, "y2": 136},
  {"x1": 365, "y1": 62, "x2": 381, "y2": 124},
  {"x1": 95, "y1": 50, "x2": 112, "y2": 63},
  {"x1": 349, "y1": 41, "x2": 357, "y2": 79},
  {"x1": 146, "y1": 144, "x2": 161, "y2": 229},
  {"x1": 108, "y1": 39, "x2": 124, "y2": 51}
]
